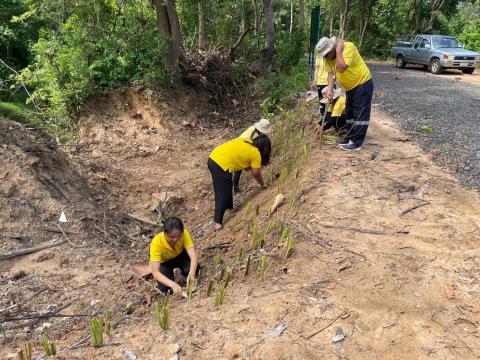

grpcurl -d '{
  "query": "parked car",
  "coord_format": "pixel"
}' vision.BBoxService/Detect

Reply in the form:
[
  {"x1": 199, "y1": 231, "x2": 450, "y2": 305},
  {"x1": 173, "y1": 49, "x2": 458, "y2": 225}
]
[{"x1": 390, "y1": 35, "x2": 480, "y2": 74}]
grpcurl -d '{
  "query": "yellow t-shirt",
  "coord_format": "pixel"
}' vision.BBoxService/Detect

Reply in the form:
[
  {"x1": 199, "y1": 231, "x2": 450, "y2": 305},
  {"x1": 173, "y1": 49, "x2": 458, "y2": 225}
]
[
  {"x1": 239, "y1": 125, "x2": 259, "y2": 139},
  {"x1": 325, "y1": 42, "x2": 371, "y2": 91},
  {"x1": 150, "y1": 229, "x2": 194, "y2": 262},
  {"x1": 328, "y1": 96, "x2": 346, "y2": 117},
  {"x1": 209, "y1": 138, "x2": 262, "y2": 172},
  {"x1": 315, "y1": 57, "x2": 328, "y2": 85}
]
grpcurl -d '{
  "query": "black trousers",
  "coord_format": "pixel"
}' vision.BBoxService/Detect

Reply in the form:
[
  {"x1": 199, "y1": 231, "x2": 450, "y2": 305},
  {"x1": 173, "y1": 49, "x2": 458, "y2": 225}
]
[
  {"x1": 317, "y1": 85, "x2": 328, "y2": 116},
  {"x1": 322, "y1": 113, "x2": 347, "y2": 132},
  {"x1": 208, "y1": 158, "x2": 233, "y2": 224},
  {"x1": 344, "y1": 79, "x2": 374, "y2": 146},
  {"x1": 233, "y1": 170, "x2": 242, "y2": 190},
  {"x1": 157, "y1": 249, "x2": 199, "y2": 294}
]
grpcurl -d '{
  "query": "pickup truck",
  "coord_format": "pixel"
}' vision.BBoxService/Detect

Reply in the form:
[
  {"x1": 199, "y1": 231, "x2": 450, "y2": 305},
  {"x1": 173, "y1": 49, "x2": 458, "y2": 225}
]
[{"x1": 390, "y1": 35, "x2": 480, "y2": 74}]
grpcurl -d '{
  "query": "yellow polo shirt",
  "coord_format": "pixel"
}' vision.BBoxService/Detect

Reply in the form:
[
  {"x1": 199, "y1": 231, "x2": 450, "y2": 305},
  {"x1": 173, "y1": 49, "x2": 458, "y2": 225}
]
[
  {"x1": 315, "y1": 57, "x2": 328, "y2": 85},
  {"x1": 239, "y1": 125, "x2": 258, "y2": 139},
  {"x1": 209, "y1": 138, "x2": 262, "y2": 172},
  {"x1": 150, "y1": 229, "x2": 193, "y2": 263},
  {"x1": 328, "y1": 96, "x2": 346, "y2": 117},
  {"x1": 325, "y1": 42, "x2": 371, "y2": 91}
]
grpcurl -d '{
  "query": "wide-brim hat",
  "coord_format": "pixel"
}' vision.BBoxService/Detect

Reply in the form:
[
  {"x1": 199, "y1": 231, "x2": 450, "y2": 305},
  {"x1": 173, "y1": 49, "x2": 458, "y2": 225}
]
[
  {"x1": 254, "y1": 118, "x2": 272, "y2": 134},
  {"x1": 316, "y1": 36, "x2": 337, "y2": 57},
  {"x1": 320, "y1": 87, "x2": 342, "y2": 104}
]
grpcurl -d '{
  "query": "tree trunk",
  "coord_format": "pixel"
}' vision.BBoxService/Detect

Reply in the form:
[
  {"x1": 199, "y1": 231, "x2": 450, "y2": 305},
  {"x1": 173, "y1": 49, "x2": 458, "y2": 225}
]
[
  {"x1": 424, "y1": 0, "x2": 445, "y2": 33},
  {"x1": 329, "y1": 14, "x2": 334, "y2": 36},
  {"x1": 165, "y1": 0, "x2": 182, "y2": 60},
  {"x1": 152, "y1": 0, "x2": 177, "y2": 69},
  {"x1": 411, "y1": 0, "x2": 422, "y2": 36},
  {"x1": 358, "y1": 0, "x2": 373, "y2": 49},
  {"x1": 198, "y1": 1, "x2": 205, "y2": 50},
  {"x1": 339, "y1": 0, "x2": 350, "y2": 38},
  {"x1": 299, "y1": 0, "x2": 305, "y2": 28},
  {"x1": 252, "y1": 0, "x2": 259, "y2": 38},
  {"x1": 263, "y1": 0, "x2": 274, "y2": 62},
  {"x1": 289, "y1": 2, "x2": 294, "y2": 33}
]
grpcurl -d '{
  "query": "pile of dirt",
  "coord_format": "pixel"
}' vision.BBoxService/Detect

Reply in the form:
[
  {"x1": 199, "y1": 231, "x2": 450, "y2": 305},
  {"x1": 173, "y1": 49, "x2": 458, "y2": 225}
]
[{"x1": 0, "y1": 119, "x2": 102, "y2": 253}]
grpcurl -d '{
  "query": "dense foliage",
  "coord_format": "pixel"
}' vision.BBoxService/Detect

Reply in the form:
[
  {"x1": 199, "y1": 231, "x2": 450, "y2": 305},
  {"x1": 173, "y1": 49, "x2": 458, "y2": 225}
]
[{"x1": 0, "y1": 0, "x2": 479, "y2": 136}]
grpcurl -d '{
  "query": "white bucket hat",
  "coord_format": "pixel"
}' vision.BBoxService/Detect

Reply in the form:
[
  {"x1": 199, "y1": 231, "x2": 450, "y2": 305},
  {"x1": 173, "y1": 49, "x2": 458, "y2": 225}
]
[
  {"x1": 316, "y1": 36, "x2": 337, "y2": 57},
  {"x1": 320, "y1": 87, "x2": 342, "y2": 104},
  {"x1": 254, "y1": 118, "x2": 272, "y2": 134}
]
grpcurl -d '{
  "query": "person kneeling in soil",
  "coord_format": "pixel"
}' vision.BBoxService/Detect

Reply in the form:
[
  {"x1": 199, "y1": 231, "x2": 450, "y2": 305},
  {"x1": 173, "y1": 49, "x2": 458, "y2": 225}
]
[
  {"x1": 149, "y1": 217, "x2": 199, "y2": 294},
  {"x1": 319, "y1": 87, "x2": 347, "y2": 133},
  {"x1": 234, "y1": 118, "x2": 273, "y2": 193},
  {"x1": 208, "y1": 135, "x2": 271, "y2": 231}
]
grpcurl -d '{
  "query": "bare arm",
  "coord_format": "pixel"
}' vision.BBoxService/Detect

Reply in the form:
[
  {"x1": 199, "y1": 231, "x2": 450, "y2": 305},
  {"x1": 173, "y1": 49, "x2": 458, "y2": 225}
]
[
  {"x1": 186, "y1": 246, "x2": 199, "y2": 281},
  {"x1": 335, "y1": 39, "x2": 348, "y2": 73},
  {"x1": 150, "y1": 261, "x2": 182, "y2": 293},
  {"x1": 251, "y1": 168, "x2": 265, "y2": 188},
  {"x1": 326, "y1": 72, "x2": 335, "y2": 100}
]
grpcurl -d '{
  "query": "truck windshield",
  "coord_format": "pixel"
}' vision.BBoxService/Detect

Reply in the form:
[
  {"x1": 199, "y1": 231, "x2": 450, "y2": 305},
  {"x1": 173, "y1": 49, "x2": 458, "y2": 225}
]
[{"x1": 432, "y1": 37, "x2": 462, "y2": 48}]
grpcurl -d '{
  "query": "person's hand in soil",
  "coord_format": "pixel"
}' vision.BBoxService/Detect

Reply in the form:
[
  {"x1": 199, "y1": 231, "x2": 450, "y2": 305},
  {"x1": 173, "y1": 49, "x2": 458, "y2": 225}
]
[
  {"x1": 171, "y1": 282, "x2": 182, "y2": 294},
  {"x1": 187, "y1": 271, "x2": 197, "y2": 284}
]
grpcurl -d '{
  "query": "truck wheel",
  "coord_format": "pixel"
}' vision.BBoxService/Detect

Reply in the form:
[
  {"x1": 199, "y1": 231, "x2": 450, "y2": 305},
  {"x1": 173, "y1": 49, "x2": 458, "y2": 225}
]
[
  {"x1": 462, "y1": 68, "x2": 475, "y2": 75},
  {"x1": 396, "y1": 55, "x2": 406, "y2": 69},
  {"x1": 429, "y1": 58, "x2": 442, "y2": 74}
]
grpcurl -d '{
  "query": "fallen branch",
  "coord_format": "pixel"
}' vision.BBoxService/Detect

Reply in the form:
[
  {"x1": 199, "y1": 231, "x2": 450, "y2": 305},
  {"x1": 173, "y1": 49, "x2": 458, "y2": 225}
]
[
  {"x1": 5, "y1": 312, "x2": 90, "y2": 321},
  {"x1": 321, "y1": 223, "x2": 409, "y2": 235},
  {"x1": 57, "y1": 224, "x2": 84, "y2": 248},
  {"x1": 400, "y1": 201, "x2": 430, "y2": 216},
  {"x1": 304, "y1": 312, "x2": 347, "y2": 339},
  {"x1": 4, "y1": 302, "x2": 73, "y2": 330},
  {"x1": 0, "y1": 240, "x2": 67, "y2": 261},
  {"x1": 203, "y1": 242, "x2": 233, "y2": 251},
  {"x1": 35, "y1": 226, "x2": 78, "y2": 235},
  {"x1": 0, "y1": 288, "x2": 50, "y2": 315},
  {"x1": 287, "y1": 221, "x2": 332, "y2": 249},
  {"x1": 126, "y1": 213, "x2": 159, "y2": 226}
]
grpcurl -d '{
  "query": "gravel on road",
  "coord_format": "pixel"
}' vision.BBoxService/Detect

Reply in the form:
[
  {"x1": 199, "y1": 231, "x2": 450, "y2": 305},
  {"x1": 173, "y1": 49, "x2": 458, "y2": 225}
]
[{"x1": 369, "y1": 63, "x2": 480, "y2": 189}]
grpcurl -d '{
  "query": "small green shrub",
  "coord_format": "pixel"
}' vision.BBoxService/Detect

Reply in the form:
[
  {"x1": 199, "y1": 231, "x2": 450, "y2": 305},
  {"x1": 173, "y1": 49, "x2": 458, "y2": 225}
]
[
  {"x1": 215, "y1": 286, "x2": 226, "y2": 307},
  {"x1": 40, "y1": 337, "x2": 56, "y2": 356},
  {"x1": 89, "y1": 317, "x2": 104, "y2": 347},
  {"x1": 154, "y1": 298, "x2": 170, "y2": 331}
]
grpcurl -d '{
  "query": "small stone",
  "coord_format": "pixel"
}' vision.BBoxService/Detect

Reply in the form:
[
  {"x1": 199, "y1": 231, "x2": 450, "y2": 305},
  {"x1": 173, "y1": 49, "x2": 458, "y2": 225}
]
[{"x1": 332, "y1": 327, "x2": 345, "y2": 342}]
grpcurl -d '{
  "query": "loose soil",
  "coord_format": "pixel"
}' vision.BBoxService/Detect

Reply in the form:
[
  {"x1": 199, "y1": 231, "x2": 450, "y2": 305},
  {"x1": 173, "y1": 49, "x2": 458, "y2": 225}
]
[{"x1": 1, "y1": 86, "x2": 479, "y2": 359}]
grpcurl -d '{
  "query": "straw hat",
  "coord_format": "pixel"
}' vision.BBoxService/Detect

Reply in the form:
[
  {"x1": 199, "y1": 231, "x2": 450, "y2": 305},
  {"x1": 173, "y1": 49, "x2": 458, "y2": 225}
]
[
  {"x1": 316, "y1": 36, "x2": 337, "y2": 57},
  {"x1": 320, "y1": 87, "x2": 342, "y2": 104},
  {"x1": 254, "y1": 118, "x2": 272, "y2": 134}
]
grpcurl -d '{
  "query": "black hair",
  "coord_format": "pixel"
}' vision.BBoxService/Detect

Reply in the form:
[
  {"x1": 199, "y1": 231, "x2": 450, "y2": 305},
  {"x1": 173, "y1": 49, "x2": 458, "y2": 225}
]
[
  {"x1": 162, "y1": 217, "x2": 184, "y2": 233},
  {"x1": 252, "y1": 134, "x2": 272, "y2": 166}
]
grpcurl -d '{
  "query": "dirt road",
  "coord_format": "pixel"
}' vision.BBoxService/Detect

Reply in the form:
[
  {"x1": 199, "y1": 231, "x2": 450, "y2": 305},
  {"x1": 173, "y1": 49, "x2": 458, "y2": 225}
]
[{"x1": 370, "y1": 62, "x2": 480, "y2": 189}]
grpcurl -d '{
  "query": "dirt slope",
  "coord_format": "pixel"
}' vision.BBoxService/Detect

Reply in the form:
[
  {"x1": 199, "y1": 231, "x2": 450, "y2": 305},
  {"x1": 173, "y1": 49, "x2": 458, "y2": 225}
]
[{"x1": 1, "y1": 91, "x2": 479, "y2": 359}]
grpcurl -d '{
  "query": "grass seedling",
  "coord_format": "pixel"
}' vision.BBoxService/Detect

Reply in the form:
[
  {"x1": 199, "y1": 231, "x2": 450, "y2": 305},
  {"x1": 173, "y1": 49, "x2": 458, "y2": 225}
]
[
  {"x1": 20, "y1": 342, "x2": 33, "y2": 360},
  {"x1": 255, "y1": 204, "x2": 260, "y2": 216},
  {"x1": 102, "y1": 310, "x2": 112, "y2": 337},
  {"x1": 214, "y1": 254, "x2": 222, "y2": 267},
  {"x1": 89, "y1": 317, "x2": 104, "y2": 347},
  {"x1": 260, "y1": 255, "x2": 267, "y2": 282},
  {"x1": 285, "y1": 237, "x2": 294, "y2": 259},
  {"x1": 215, "y1": 286, "x2": 226, "y2": 307},
  {"x1": 207, "y1": 280, "x2": 214, "y2": 296},
  {"x1": 40, "y1": 337, "x2": 56, "y2": 356},
  {"x1": 219, "y1": 267, "x2": 225, "y2": 281},
  {"x1": 236, "y1": 246, "x2": 244, "y2": 262},
  {"x1": 224, "y1": 267, "x2": 233, "y2": 288},
  {"x1": 244, "y1": 255, "x2": 251, "y2": 276},
  {"x1": 186, "y1": 277, "x2": 195, "y2": 300},
  {"x1": 197, "y1": 268, "x2": 204, "y2": 283},
  {"x1": 154, "y1": 298, "x2": 170, "y2": 331},
  {"x1": 279, "y1": 225, "x2": 290, "y2": 244}
]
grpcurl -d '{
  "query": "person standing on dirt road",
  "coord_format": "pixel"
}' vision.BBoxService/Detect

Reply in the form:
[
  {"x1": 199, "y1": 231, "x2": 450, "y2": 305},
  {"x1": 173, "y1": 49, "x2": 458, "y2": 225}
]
[
  {"x1": 317, "y1": 36, "x2": 373, "y2": 151},
  {"x1": 150, "y1": 217, "x2": 200, "y2": 294},
  {"x1": 234, "y1": 118, "x2": 273, "y2": 193},
  {"x1": 208, "y1": 135, "x2": 271, "y2": 231}
]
